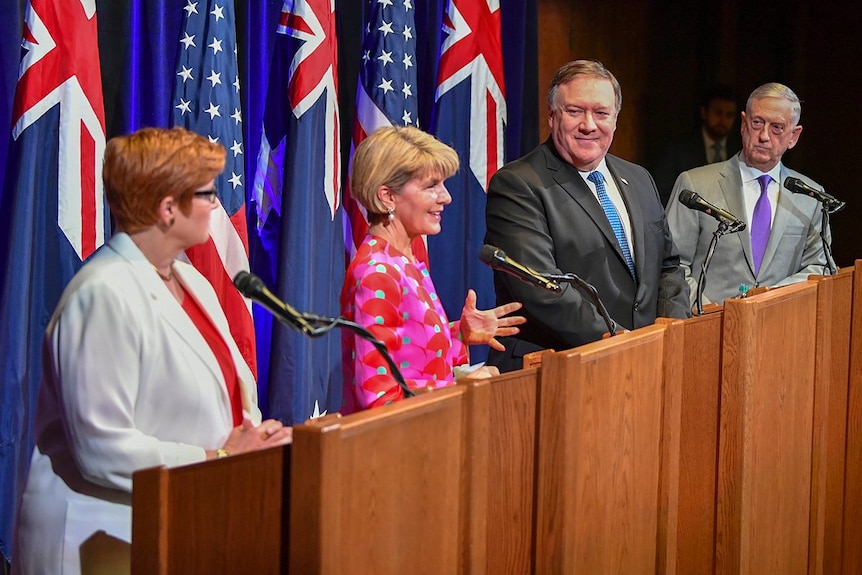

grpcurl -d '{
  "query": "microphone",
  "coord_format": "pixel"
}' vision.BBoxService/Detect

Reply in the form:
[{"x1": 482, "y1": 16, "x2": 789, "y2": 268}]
[
  {"x1": 784, "y1": 177, "x2": 845, "y2": 212},
  {"x1": 479, "y1": 245, "x2": 562, "y2": 293},
  {"x1": 678, "y1": 190, "x2": 746, "y2": 232},
  {"x1": 233, "y1": 271, "x2": 315, "y2": 335},
  {"x1": 234, "y1": 272, "x2": 415, "y2": 397}
]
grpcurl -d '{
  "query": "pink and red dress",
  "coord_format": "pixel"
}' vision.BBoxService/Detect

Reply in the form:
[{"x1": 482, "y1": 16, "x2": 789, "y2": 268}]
[{"x1": 341, "y1": 236, "x2": 468, "y2": 412}]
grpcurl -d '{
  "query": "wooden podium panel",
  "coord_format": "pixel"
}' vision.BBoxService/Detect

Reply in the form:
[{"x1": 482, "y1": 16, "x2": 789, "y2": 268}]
[
  {"x1": 289, "y1": 386, "x2": 467, "y2": 575},
  {"x1": 661, "y1": 310, "x2": 725, "y2": 575},
  {"x1": 807, "y1": 268, "x2": 853, "y2": 575},
  {"x1": 132, "y1": 445, "x2": 289, "y2": 575},
  {"x1": 459, "y1": 367, "x2": 540, "y2": 575},
  {"x1": 717, "y1": 282, "x2": 818, "y2": 575},
  {"x1": 845, "y1": 260, "x2": 862, "y2": 575},
  {"x1": 534, "y1": 324, "x2": 682, "y2": 575}
]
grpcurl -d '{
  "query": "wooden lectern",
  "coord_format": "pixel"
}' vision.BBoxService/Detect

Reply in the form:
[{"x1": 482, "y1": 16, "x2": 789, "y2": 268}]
[
  {"x1": 289, "y1": 386, "x2": 468, "y2": 575},
  {"x1": 660, "y1": 309, "x2": 724, "y2": 575},
  {"x1": 459, "y1": 366, "x2": 541, "y2": 575},
  {"x1": 131, "y1": 444, "x2": 289, "y2": 575},
  {"x1": 807, "y1": 268, "x2": 853, "y2": 575},
  {"x1": 533, "y1": 323, "x2": 683, "y2": 574},
  {"x1": 716, "y1": 282, "x2": 818, "y2": 575},
  {"x1": 844, "y1": 261, "x2": 862, "y2": 575}
]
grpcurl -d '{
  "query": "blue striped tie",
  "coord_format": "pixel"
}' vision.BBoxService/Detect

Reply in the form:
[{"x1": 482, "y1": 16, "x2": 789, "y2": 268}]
[{"x1": 587, "y1": 171, "x2": 636, "y2": 279}]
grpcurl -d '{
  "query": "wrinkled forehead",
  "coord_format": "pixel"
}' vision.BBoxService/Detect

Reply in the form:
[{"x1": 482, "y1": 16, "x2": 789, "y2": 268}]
[
  {"x1": 747, "y1": 96, "x2": 799, "y2": 125},
  {"x1": 556, "y1": 77, "x2": 616, "y2": 107}
]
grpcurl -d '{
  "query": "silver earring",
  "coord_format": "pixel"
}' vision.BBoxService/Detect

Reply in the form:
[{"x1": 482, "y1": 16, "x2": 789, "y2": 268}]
[{"x1": 387, "y1": 207, "x2": 395, "y2": 222}]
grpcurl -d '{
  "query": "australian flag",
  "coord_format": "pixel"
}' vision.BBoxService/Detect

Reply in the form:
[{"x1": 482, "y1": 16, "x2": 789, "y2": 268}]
[
  {"x1": 172, "y1": 0, "x2": 256, "y2": 376},
  {"x1": 252, "y1": 0, "x2": 343, "y2": 424},
  {"x1": 430, "y1": 0, "x2": 506, "y2": 361},
  {"x1": 0, "y1": 0, "x2": 107, "y2": 560},
  {"x1": 344, "y1": 0, "x2": 426, "y2": 264}
]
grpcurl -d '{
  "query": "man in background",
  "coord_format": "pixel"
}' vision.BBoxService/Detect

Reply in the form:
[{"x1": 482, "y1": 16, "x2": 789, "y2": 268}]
[
  {"x1": 665, "y1": 82, "x2": 829, "y2": 307},
  {"x1": 484, "y1": 60, "x2": 690, "y2": 372},
  {"x1": 652, "y1": 84, "x2": 741, "y2": 206}
]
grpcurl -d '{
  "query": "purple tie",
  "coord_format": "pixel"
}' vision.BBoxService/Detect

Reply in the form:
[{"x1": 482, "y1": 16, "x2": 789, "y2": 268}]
[{"x1": 751, "y1": 174, "x2": 772, "y2": 274}]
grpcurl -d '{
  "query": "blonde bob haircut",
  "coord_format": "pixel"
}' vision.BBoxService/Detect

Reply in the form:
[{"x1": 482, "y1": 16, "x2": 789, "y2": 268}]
[
  {"x1": 103, "y1": 127, "x2": 226, "y2": 233},
  {"x1": 350, "y1": 126, "x2": 459, "y2": 223}
]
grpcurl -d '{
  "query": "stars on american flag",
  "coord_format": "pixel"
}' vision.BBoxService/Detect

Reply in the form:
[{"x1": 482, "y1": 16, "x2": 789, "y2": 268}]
[
  {"x1": 360, "y1": 0, "x2": 417, "y2": 125},
  {"x1": 172, "y1": 0, "x2": 245, "y2": 214}
]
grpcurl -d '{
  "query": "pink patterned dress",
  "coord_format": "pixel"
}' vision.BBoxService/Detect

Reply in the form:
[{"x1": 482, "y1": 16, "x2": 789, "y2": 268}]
[{"x1": 341, "y1": 236, "x2": 468, "y2": 412}]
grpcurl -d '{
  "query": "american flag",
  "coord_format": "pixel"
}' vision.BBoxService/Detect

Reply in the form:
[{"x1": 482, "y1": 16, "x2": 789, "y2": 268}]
[
  {"x1": 172, "y1": 0, "x2": 256, "y2": 376},
  {"x1": 0, "y1": 0, "x2": 107, "y2": 557},
  {"x1": 344, "y1": 0, "x2": 426, "y2": 264},
  {"x1": 428, "y1": 0, "x2": 506, "y2": 361}
]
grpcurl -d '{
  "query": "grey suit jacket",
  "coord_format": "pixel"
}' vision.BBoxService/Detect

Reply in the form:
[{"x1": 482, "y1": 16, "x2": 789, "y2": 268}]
[
  {"x1": 665, "y1": 154, "x2": 830, "y2": 306},
  {"x1": 485, "y1": 140, "x2": 690, "y2": 371}
]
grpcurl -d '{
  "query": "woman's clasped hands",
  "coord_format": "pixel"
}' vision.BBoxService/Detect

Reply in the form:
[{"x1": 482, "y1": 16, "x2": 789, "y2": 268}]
[{"x1": 212, "y1": 418, "x2": 293, "y2": 458}]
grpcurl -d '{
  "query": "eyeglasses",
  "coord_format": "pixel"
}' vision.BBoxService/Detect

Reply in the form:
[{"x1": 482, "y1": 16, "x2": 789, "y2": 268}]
[{"x1": 193, "y1": 188, "x2": 218, "y2": 203}]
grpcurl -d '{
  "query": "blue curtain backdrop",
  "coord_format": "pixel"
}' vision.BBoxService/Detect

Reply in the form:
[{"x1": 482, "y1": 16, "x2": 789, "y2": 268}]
[{"x1": 0, "y1": 0, "x2": 536, "y2": 561}]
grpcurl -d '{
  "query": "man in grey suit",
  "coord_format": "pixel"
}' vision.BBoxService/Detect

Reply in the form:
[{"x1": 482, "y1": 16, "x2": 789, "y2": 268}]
[
  {"x1": 666, "y1": 82, "x2": 830, "y2": 307},
  {"x1": 485, "y1": 60, "x2": 691, "y2": 373}
]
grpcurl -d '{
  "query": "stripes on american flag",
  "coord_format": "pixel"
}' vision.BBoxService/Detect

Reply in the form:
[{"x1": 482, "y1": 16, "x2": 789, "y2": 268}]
[
  {"x1": 344, "y1": 0, "x2": 427, "y2": 264},
  {"x1": 172, "y1": 0, "x2": 256, "y2": 376}
]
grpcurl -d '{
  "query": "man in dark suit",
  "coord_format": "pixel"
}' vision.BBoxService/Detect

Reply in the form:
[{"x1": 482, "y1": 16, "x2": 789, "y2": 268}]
[
  {"x1": 652, "y1": 85, "x2": 741, "y2": 207},
  {"x1": 484, "y1": 60, "x2": 690, "y2": 372}
]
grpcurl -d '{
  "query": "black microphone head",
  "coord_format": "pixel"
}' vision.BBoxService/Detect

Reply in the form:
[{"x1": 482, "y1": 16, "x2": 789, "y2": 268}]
[
  {"x1": 479, "y1": 244, "x2": 505, "y2": 265},
  {"x1": 233, "y1": 270, "x2": 263, "y2": 298},
  {"x1": 783, "y1": 176, "x2": 802, "y2": 190},
  {"x1": 678, "y1": 189, "x2": 699, "y2": 207}
]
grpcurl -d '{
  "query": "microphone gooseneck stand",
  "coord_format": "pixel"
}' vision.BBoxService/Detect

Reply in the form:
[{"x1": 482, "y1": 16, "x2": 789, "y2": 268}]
[
  {"x1": 696, "y1": 220, "x2": 737, "y2": 316},
  {"x1": 818, "y1": 202, "x2": 841, "y2": 276},
  {"x1": 545, "y1": 272, "x2": 618, "y2": 336},
  {"x1": 310, "y1": 315, "x2": 414, "y2": 399},
  {"x1": 233, "y1": 270, "x2": 413, "y2": 399},
  {"x1": 273, "y1": 311, "x2": 415, "y2": 399}
]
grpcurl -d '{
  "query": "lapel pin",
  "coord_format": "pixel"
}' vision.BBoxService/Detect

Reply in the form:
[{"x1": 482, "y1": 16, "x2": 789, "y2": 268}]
[{"x1": 621, "y1": 178, "x2": 629, "y2": 185}]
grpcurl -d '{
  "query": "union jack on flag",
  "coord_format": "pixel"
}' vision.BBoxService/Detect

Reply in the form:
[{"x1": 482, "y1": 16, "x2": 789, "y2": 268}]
[
  {"x1": 253, "y1": 0, "x2": 341, "y2": 231},
  {"x1": 252, "y1": 0, "x2": 344, "y2": 423},
  {"x1": 428, "y1": 0, "x2": 506, "y2": 358},
  {"x1": 172, "y1": 0, "x2": 256, "y2": 375},
  {"x1": 0, "y1": 0, "x2": 107, "y2": 558},
  {"x1": 435, "y1": 0, "x2": 506, "y2": 188},
  {"x1": 344, "y1": 0, "x2": 425, "y2": 263}
]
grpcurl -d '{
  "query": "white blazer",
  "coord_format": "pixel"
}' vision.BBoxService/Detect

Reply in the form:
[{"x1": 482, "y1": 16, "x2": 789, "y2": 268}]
[{"x1": 14, "y1": 232, "x2": 260, "y2": 575}]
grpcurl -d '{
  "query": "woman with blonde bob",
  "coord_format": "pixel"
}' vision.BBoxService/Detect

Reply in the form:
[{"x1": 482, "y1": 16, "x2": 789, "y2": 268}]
[
  {"x1": 342, "y1": 126, "x2": 525, "y2": 412},
  {"x1": 14, "y1": 127, "x2": 291, "y2": 575}
]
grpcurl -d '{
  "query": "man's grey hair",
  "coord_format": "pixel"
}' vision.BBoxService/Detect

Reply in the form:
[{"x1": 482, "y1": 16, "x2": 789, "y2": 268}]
[{"x1": 746, "y1": 82, "x2": 802, "y2": 125}]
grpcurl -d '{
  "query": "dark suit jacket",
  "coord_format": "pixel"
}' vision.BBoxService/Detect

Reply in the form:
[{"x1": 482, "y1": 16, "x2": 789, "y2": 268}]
[
  {"x1": 652, "y1": 130, "x2": 742, "y2": 208},
  {"x1": 485, "y1": 140, "x2": 690, "y2": 372}
]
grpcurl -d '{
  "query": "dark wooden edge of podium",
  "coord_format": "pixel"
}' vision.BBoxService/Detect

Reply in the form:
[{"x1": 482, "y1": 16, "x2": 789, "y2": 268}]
[
  {"x1": 132, "y1": 466, "x2": 168, "y2": 574},
  {"x1": 522, "y1": 349, "x2": 553, "y2": 370}
]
